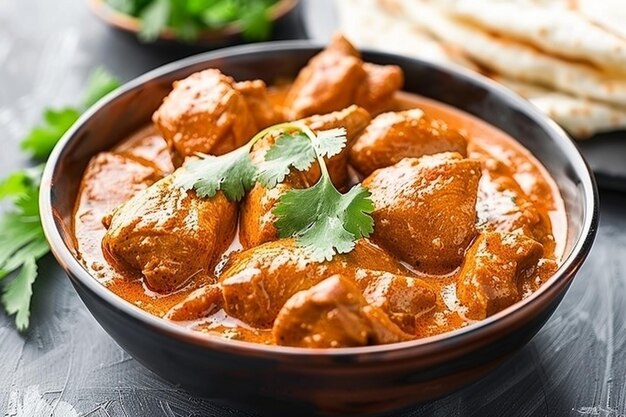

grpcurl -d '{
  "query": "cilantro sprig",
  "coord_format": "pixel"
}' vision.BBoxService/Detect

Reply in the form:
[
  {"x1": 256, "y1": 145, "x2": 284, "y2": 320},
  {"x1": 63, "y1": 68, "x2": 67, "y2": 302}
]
[
  {"x1": 0, "y1": 168, "x2": 48, "y2": 330},
  {"x1": 21, "y1": 68, "x2": 121, "y2": 160},
  {"x1": 272, "y1": 126, "x2": 373, "y2": 260},
  {"x1": 105, "y1": 0, "x2": 278, "y2": 42},
  {"x1": 176, "y1": 123, "x2": 375, "y2": 261},
  {"x1": 0, "y1": 68, "x2": 121, "y2": 331},
  {"x1": 176, "y1": 146, "x2": 258, "y2": 201}
]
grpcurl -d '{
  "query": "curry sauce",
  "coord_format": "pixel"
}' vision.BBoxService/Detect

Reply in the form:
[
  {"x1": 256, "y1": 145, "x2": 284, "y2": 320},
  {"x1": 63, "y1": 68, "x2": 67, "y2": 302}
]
[
  {"x1": 73, "y1": 90, "x2": 566, "y2": 345},
  {"x1": 73, "y1": 35, "x2": 567, "y2": 348}
]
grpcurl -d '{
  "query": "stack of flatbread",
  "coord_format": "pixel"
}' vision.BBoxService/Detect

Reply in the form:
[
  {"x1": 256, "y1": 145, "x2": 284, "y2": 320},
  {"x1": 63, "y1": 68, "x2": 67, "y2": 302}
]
[{"x1": 336, "y1": 0, "x2": 626, "y2": 139}]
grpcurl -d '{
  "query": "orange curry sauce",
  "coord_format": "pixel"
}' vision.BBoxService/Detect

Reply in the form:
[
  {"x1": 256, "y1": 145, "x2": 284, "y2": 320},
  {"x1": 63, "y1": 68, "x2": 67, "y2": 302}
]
[{"x1": 73, "y1": 90, "x2": 567, "y2": 345}]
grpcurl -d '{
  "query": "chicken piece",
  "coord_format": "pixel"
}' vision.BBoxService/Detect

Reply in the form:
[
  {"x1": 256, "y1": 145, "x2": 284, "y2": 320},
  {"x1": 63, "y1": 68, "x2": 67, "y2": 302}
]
[
  {"x1": 523, "y1": 258, "x2": 558, "y2": 296},
  {"x1": 75, "y1": 152, "x2": 163, "y2": 276},
  {"x1": 350, "y1": 109, "x2": 468, "y2": 176},
  {"x1": 78, "y1": 153, "x2": 163, "y2": 224},
  {"x1": 354, "y1": 269, "x2": 437, "y2": 334},
  {"x1": 234, "y1": 80, "x2": 282, "y2": 128},
  {"x1": 456, "y1": 232, "x2": 543, "y2": 320},
  {"x1": 284, "y1": 34, "x2": 403, "y2": 119},
  {"x1": 165, "y1": 284, "x2": 224, "y2": 321},
  {"x1": 114, "y1": 130, "x2": 175, "y2": 175},
  {"x1": 239, "y1": 174, "x2": 309, "y2": 249},
  {"x1": 355, "y1": 63, "x2": 404, "y2": 116},
  {"x1": 273, "y1": 275, "x2": 413, "y2": 348},
  {"x1": 219, "y1": 239, "x2": 408, "y2": 328},
  {"x1": 300, "y1": 105, "x2": 371, "y2": 186},
  {"x1": 239, "y1": 106, "x2": 371, "y2": 248},
  {"x1": 152, "y1": 69, "x2": 263, "y2": 165},
  {"x1": 103, "y1": 175, "x2": 238, "y2": 293},
  {"x1": 477, "y1": 170, "x2": 552, "y2": 247},
  {"x1": 363, "y1": 153, "x2": 481, "y2": 274}
]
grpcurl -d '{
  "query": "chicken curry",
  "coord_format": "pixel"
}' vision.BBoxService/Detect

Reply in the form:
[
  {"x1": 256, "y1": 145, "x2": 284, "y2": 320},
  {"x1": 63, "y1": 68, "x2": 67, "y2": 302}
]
[{"x1": 73, "y1": 35, "x2": 566, "y2": 348}]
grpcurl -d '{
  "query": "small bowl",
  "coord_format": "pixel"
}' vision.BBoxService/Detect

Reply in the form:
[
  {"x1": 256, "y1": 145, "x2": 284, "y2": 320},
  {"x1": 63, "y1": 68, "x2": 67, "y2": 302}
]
[
  {"x1": 89, "y1": 0, "x2": 301, "y2": 47},
  {"x1": 40, "y1": 42, "x2": 598, "y2": 416}
]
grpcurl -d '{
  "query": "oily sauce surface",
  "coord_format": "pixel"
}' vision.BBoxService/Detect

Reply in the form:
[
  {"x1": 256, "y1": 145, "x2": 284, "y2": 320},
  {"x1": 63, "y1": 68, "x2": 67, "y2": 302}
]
[{"x1": 73, "y1": 90, "x2": 567, "y2": 344}]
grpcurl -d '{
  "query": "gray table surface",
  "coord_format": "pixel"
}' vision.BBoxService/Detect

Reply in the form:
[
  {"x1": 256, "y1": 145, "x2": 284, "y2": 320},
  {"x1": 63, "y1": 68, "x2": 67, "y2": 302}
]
[{"x1": 1, "y1": 1, "x2": 625, "y2": 416}]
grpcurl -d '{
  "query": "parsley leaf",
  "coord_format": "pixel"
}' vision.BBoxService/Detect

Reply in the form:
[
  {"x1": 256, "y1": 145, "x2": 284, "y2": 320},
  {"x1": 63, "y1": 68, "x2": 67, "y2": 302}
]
[
  {"x1": 20, "y1": 68, "x2": 121, "y2": 160},
  {"x1": 274, "y1": 176, "x2": 374, "y2": 261},
  {"x1": 255, "y1": 132, "x2": 316, "y2": 188},
  {"x1": 175, "y1": 147, "x2": 258, "y2": 201}
]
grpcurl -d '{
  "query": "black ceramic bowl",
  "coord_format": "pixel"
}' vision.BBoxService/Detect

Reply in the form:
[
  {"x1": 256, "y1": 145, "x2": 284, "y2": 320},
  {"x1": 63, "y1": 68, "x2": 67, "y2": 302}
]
[{"x1": 40, "y1": 42, "x2": 598, "y2": 416}]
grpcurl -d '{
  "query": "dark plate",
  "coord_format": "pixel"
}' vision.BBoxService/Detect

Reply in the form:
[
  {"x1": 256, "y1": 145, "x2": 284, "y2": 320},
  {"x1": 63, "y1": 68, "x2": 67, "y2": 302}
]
[
  {"x1": 302, "y1": 0, "x2": 626, "y2": 191},
  {"x1": 40, "y1": 42, "x2": 597, "y2": 416}
]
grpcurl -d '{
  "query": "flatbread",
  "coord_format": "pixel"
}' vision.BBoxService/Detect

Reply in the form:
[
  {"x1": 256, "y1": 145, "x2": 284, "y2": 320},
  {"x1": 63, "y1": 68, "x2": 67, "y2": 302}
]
[
  {"x1": 391, "y1": 0, "x2": 626, "y2": 107},
  {"x1": 335, "y1": 0, "x2": 478, "y2": 69},
  {"x1": 576, "y1": 0, "x2": 626, "y2": 41},
  {"x1": 439, "y1": 0, "x2": 626, "y2": 75},
  {"x1": 495, "y1": 77, "x2": 626, "y2": 138},
  {"x1": 334, "y1": 0, "x2": 626, "y2": 138}
]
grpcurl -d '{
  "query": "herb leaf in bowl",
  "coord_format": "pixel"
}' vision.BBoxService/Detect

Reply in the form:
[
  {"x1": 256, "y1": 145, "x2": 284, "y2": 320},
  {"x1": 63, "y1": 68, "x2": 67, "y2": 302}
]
[{"x1": 177, "y1": 123, "x2": 375, "y2": 262}]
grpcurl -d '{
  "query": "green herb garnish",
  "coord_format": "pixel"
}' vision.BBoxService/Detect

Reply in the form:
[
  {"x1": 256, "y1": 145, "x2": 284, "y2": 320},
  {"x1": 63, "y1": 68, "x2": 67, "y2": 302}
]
[
  {"x1": 176, "y1": 123, "x2": 375, "y2": 261},
  {"x1": 105, "y1": 0, "x2": 278, "y2": 42},
  {"x1": 21, "y1": 68, "x2": 121, "y2": 160},
  {"x1": 0, "y1": 68, "x2": 121, "y2": 331},
  {"x1": 0, "y1": 168, "x2": 48, "y2": 331},
  {"x1": 176, "y1": 146, "x2": 258, "y2": 201}
]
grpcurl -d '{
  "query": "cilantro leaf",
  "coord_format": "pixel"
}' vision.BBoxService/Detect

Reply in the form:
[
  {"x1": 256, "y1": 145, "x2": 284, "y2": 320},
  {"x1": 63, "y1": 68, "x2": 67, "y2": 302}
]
[
  {"x1": 240, "y1": 1, "x2": 272, "y2": 41},
  {"x1": 341, "y1": 184, "x2": 375, "y2": 238},
  {"x1": 255, "y1": 132, "x2": 316, "y2": 188},
  {"x1": 20, "y1": 68, "x2": 121, "y2": 160},
  {"x1": 178, "y1": 121, "x2": 374, "y2": 262},
  {"x1": 107, "y1": 0, "x2": 277, "y2": 42},
  {"x1": 138, "y1": 0, "x2": 170, "y2": 41},
  {"x1": 3, "y1": 68, "x2": 118, "y2": 330},
  {"x1": 0, "y1": 166, "x2": 42, "y2": 199},
  {"x1": 2, "y1": 257, "x2": 37, "y2": 331},
  {"x1": 82, "y1": 68, "x2": 122, "y2": 109},
  {"x1": 175, "y1": 147, "x2": 258, "y2": 201},
  {"x1": 274, "y1": 176, "x2": 375, "y2": 261},
  {"x1": 20, "y1": 108, "x2": 80, "y2": 160},
  {"x1": 312, "y1": 128, "x2": 347, "y2": 158},
  {"x1": 105, "y1": 0, "x2": 136, "y2": 14},
  {"x1": 0, "y1": 171, "x2": 49, "y2": 331},
  {"x1": 201, "y1": 0, "x2": 239, "y2": 26}
]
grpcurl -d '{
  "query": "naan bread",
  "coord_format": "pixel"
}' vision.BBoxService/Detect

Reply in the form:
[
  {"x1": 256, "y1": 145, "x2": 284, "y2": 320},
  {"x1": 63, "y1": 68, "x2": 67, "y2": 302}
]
[
  {"x1": 393, "y1": 0, "x2": 626, "y2": 107},
  {"x1": 576, "y1": 0, "x2": 626, "y2": 41},
  {"x1": 439, "y1": 0, "x2": 626, "y2": 76},
  {"x1": 334, "y1": 0, "x2": 626, "y2": 138},
  {"x1": 336, "y1": 0, "x2": 477, "y2": 69},
  {"x1": 494, "y1": 77, "x2": 626, "y2": 138}
]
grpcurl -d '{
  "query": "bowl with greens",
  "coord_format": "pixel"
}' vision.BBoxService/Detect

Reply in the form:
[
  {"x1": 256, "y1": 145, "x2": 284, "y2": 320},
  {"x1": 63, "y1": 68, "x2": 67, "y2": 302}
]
[{"x1": 89, "y1": 0, "x2": 300, "y2": 45}]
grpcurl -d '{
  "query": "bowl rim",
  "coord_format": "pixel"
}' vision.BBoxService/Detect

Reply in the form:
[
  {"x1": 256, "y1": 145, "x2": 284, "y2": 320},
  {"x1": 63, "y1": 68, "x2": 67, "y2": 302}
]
[
  {"x1": 88, "y1": 0, "x2": 300, "y2": 41},
  {"x1": 39, "y1": 40, "x2": 598, "y2": 362}
]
